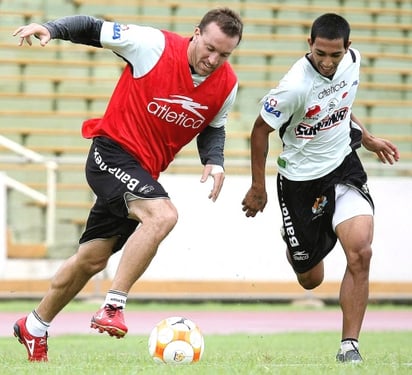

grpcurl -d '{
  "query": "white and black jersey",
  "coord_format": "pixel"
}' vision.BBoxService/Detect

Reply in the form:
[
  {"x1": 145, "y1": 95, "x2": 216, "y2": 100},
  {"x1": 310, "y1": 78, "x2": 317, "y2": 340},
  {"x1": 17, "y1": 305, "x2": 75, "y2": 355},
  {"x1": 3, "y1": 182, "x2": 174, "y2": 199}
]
[{"x1": 260, "y1": 48, "x2": 361, "y2": 181}]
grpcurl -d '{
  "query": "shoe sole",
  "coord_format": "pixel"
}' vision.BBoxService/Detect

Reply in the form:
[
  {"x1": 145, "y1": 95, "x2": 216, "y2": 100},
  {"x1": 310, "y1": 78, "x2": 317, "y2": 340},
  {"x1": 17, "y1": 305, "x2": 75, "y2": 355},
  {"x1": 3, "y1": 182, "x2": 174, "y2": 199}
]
[{"x1": 90, "y1": 321, "x2": 127, "y2": 339}]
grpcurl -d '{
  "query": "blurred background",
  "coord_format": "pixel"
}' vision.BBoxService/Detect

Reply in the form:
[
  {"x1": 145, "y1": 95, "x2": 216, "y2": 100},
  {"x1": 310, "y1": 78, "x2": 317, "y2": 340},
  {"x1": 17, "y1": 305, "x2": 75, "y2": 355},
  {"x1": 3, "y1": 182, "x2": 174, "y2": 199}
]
[{"x1": 0, "y1": 0, "x2": 411, "y2": 303}]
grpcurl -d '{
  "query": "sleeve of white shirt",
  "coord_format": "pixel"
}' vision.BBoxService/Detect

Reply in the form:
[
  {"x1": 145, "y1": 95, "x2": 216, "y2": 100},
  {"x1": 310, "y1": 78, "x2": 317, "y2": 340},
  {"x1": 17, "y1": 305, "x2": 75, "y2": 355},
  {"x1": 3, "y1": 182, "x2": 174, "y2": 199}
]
[
  {"x1": 260, "y1": 86, "x2": 302, "y2": 130},
  {"x1": 209, "y1": 83, "x2": 238, "y2": 128},
  {"x1": 99, "y1": 21, "x2": 165, "y2": 77}
]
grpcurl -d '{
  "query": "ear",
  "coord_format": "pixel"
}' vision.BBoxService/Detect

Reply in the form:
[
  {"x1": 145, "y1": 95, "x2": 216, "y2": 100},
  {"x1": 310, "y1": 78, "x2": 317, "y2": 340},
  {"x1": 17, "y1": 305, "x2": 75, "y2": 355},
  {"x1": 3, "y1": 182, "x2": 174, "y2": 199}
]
[{"x1": 193, "y1": 27, "x2": 201, "y2": 40}]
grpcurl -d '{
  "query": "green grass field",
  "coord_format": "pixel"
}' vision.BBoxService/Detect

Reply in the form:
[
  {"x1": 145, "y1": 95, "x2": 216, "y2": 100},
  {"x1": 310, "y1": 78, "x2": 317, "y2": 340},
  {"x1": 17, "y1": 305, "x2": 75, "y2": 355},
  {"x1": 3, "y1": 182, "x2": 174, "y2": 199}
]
[
  {"x1": 0, "y1": 301, "x2": 411, "y2": 374},
  {"x1": 1, "y1": 332, "x2": 411, "y2": 374}
]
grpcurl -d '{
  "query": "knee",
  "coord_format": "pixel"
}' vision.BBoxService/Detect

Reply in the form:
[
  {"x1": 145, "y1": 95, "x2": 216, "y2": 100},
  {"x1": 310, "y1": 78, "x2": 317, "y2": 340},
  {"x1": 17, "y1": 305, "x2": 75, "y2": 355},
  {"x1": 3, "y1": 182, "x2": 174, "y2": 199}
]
[
  {"x1": 131, "y1": 200, "x2": 178, "y2": 236},
  {"x1": 347, "y1": 245, "x2": 372, "y2": 273},
  {"x1": 152, "y1": 203, "x2": 178, "y2": 236},
  {"x1": 79, "y1": 254, "x2": 108, "y2": 276},
  {"x1": 297, "y1": 274, "x2": 324, "y2": 290},
  {"x1": 296, "y1": 261, "x2": 324, "y2": 290}
]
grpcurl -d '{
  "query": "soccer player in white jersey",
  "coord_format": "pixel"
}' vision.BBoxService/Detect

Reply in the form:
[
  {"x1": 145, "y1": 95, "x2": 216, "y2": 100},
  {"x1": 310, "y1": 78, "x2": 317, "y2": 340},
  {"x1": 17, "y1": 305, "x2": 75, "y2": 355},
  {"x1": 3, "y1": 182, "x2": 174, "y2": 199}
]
[{"x1": 242, "y1": 13, "x2": 400, "y2": 363}]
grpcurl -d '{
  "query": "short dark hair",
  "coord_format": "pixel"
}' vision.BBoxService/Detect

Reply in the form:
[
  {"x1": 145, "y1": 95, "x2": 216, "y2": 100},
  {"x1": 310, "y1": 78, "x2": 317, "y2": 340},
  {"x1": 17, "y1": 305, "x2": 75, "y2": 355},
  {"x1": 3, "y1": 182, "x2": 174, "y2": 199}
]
[
  {"x1": 310, "y1": 13, "x2": 351, "y2": 48},
  {"x1": 198, "y1": 7, "x2": 243, "y2": 45}
]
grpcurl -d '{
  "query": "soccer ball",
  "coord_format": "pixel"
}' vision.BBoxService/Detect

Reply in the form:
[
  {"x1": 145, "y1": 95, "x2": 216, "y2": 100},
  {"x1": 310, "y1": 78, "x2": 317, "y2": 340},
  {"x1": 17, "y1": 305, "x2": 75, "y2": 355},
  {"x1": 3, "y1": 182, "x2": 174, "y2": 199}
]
[{"x1": 148, "y1": 316, "x2": 204, "y2": 364}]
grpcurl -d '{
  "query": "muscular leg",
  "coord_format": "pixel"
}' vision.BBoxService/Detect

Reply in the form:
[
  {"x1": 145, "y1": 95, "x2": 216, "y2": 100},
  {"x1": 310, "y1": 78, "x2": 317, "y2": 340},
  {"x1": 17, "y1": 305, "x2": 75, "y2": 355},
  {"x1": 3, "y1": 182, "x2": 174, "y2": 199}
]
[
  {"x1": 109, "y1": 197, "x2": 178, "y2": 293},
  {"x1": 335, "y1": 215, "x2": 373, "y2": 340},
  {"x1": 36, "y1": 237, "x2": 116, "y2": 322}
]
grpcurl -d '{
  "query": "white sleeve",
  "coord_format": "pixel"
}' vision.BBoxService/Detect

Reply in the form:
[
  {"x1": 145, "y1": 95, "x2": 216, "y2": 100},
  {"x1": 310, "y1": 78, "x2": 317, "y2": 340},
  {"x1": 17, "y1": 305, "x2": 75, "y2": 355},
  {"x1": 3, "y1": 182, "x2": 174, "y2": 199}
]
[
  {"x1": 99, "y1": 22, "x2": 165, "y2": 77},
  {"x1": 208, "y1": 83, "x2": 238, "y2": 128},
  {"x1": 260, "y1": 86, "x2": 300, "y2": 131}
]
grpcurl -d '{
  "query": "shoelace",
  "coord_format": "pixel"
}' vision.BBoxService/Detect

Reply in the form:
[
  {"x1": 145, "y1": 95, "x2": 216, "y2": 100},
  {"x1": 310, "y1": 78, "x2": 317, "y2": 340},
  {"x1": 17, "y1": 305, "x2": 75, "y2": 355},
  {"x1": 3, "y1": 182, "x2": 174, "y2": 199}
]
[
  {"x1": 349, "y1": 342, "x2": 362, "y2": 360},
  {"x1": 104, "y1": 304, "x2": 122, "y2": 318}
]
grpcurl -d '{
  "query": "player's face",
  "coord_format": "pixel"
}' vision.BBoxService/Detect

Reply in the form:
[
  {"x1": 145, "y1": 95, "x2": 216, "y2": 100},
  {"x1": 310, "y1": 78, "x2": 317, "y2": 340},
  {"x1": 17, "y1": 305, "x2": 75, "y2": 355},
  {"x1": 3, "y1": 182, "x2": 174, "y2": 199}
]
[
  {"x1": 308, "y1": 37, "x2": 351, "y2": 77},
  {"x1": 188, "y1": 22, "x2": 239, "y2": 76}
]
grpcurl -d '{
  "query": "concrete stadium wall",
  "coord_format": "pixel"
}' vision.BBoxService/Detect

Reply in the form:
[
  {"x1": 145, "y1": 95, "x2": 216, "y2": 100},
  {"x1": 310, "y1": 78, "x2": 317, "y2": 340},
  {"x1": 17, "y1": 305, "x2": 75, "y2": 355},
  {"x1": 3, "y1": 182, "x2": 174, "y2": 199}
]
[
  {"x1": 104, "y1": 174, "x2": 411, "y2": 284},
  {"x1": 2, "y1": 174, "x2": 411, "y2": 286}
]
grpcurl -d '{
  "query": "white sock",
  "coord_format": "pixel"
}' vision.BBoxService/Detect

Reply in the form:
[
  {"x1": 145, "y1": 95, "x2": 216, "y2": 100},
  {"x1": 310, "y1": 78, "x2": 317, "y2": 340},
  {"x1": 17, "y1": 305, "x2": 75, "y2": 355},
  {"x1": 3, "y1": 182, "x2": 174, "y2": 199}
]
[
  {"x1": 102, "y1": 290, "x2": 127, "y2": 309},
  {"x1": 341, "y1": 339, "x2": 359, "y2": 353},
  {"x1": 25, "y1": 310, "x2": 50, "y2": 337}
]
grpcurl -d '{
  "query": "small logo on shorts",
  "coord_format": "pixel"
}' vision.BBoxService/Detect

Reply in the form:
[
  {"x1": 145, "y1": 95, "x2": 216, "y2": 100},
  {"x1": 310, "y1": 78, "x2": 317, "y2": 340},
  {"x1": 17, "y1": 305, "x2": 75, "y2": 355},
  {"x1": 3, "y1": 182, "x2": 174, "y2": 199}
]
[
  {"x1": 312, "y1": 195, "x2": 328, "y2": 215},
  {"x1": 292, "y1": 250, "x2": 309, "y2": 261},
  {"x1": 138, "y1": 184, "x2": 155, "y2": 194}
]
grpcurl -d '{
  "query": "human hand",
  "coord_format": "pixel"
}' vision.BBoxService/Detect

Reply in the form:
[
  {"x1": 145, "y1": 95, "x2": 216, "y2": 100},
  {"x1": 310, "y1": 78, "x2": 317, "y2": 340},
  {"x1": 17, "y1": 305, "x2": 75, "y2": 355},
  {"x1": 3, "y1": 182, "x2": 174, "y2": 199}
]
[
  {"x1": 200, "y1": 164, "x2": 225, "y2": 202},
  {"x1": 13, "y1": 23, "x2": 51, "y2": 47},
  {"x1": 362, "y1": 135, "x2": 400, "y2": 165},
  {"x1": 241, "y1": 185, "x2": 267, "y2": 217}
]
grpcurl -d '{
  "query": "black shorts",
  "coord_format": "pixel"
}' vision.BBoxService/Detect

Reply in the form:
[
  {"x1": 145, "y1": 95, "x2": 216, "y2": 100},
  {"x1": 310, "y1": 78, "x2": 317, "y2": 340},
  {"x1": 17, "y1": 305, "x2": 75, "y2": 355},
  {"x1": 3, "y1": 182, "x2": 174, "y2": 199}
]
[
  {"x1": 277, "y1": 151, "x2": 373, "y2": 273},
  {"x1": 79, "y1": 137, "x2": 169, "y2": 252}
]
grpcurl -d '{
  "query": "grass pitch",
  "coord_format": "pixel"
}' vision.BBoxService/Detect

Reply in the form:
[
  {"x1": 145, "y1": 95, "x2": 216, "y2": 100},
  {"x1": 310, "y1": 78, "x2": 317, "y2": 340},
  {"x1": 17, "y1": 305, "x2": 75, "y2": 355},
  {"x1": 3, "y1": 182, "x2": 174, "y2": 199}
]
[
  {"x1": 0, "y1": 301, "x2": 411, "y2": 374},
  {"x1": 0, "y1": 332, "x2": 411, "y2": 374}
]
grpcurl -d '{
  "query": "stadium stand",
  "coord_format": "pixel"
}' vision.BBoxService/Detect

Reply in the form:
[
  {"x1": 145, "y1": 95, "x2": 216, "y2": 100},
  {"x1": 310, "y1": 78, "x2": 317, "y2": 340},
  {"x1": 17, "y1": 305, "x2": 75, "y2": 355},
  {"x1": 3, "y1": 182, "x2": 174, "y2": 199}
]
[{"x1": 0, "y1": 0, "x2": 411, "y2": 300}]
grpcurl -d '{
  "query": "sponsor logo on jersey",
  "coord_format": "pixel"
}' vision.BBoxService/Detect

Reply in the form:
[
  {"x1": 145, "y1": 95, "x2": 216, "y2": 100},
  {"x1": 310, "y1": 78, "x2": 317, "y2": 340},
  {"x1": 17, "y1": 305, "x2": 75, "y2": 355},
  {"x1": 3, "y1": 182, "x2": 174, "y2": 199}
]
[
  {"x1": 295, "y1": 107, "x2": 349, "y2": 139},
  {"x1": 263, "y1": 97, "x2": 282, "y2": 117},
  {"x1": 327, "y1": 98, "x2": 340, "y2": 114},
  {"x1": 112, "y1": 23, "x2": 129, "y2": 40},
  {"x1": 317, "y1": 80, "x2": 347, "y2": 99},
  {"x1": 147, "y1": 95, "x2": 208, "y2": 129},
  {"x1": 304, "y1": 104, "x2": 321, "y2": 119}
]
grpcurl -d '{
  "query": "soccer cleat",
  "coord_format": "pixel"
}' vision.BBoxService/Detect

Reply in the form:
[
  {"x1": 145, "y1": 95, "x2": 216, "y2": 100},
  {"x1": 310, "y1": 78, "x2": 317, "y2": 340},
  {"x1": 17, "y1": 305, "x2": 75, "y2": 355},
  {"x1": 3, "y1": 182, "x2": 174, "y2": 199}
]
[
  {"x1": 90, "y1": 304, "x2": 128, "y2": 338},
  {"x1": 13, "y1": 317, "x2": 48, "y2": 362},
  {"x1": 336, "y1": 347, "x2": 363, "y2": 363}
]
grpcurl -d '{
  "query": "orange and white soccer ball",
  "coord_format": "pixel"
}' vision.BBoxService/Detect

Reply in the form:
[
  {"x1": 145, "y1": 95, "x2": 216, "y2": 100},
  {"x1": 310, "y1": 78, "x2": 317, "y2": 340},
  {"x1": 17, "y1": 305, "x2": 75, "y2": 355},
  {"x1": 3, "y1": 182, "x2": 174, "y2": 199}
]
[{"x1": 148, "y1": 316, "x2": 204, "y2": 364}]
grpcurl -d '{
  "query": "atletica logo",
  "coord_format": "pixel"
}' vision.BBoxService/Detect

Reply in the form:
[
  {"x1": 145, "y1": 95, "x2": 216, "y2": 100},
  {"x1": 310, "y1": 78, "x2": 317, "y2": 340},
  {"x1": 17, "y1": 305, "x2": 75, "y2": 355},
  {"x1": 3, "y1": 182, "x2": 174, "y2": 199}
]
[
  {"x1": 292, "y1": 250, "x2": 309, "y2": 261},
  {"x1": 147, "y1": 95, "x2": 208, "y2": 129},
  {"x1": 318, "y1": 80, "x2": 347, "y2": 99}
]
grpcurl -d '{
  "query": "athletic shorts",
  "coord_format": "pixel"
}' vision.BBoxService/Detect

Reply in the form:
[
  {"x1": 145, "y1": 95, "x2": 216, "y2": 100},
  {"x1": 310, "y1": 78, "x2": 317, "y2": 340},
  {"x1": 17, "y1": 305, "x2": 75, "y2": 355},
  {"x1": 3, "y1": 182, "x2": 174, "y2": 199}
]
[
  {"x1": 79, "y1": 136, "x2": 169, "y2": 252},
  {"x1": 332, "y1": 183, "x2": 373, "y2": 230},
  {"x1": 277, "y1": 151, "x2": 374, "y2": 273}
]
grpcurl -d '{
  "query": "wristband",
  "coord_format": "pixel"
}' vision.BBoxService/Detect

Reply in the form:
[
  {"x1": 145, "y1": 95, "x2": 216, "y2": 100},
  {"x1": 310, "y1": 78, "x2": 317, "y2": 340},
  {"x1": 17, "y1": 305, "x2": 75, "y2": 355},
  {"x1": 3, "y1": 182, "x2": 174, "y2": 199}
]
[{"x1": 210, "y1": 165, "x2": 224, "y2": 175}]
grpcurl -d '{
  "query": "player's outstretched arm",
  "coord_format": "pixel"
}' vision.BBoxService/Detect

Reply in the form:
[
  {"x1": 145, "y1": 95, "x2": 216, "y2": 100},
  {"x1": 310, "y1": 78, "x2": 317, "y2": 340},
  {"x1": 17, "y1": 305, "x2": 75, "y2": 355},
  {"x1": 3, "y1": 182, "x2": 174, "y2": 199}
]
[{"x1": 13, "y1": 23, "x2": 51, "y2": 47}]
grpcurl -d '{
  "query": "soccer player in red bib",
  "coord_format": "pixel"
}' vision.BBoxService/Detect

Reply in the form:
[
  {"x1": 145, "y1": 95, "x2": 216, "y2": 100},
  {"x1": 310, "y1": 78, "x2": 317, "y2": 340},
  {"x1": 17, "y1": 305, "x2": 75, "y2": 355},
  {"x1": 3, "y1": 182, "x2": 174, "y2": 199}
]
[
  {"x1": 242, "y1": 13, "x2": 399, "y2": 363},
  {"x1": 13, "y1": 8, "x2": 243, "y2": 361}
]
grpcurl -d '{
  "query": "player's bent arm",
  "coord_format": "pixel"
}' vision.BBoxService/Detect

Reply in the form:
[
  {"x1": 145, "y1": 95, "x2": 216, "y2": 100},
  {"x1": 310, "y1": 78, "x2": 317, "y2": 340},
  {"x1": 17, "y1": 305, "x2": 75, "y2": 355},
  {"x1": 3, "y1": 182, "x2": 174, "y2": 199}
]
[
  {"x1": 250, "y1": 115, "x2": 274, "y2": 189},
  {"x1": 43, "y1": 15, "x2": 103, "y2": 47},
  {"x1": 350, "y1": 113, "x2": 400, "y2": 164},
  {"x1": 350, "y1": 113, "x2": 374, "y2": 145}
]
